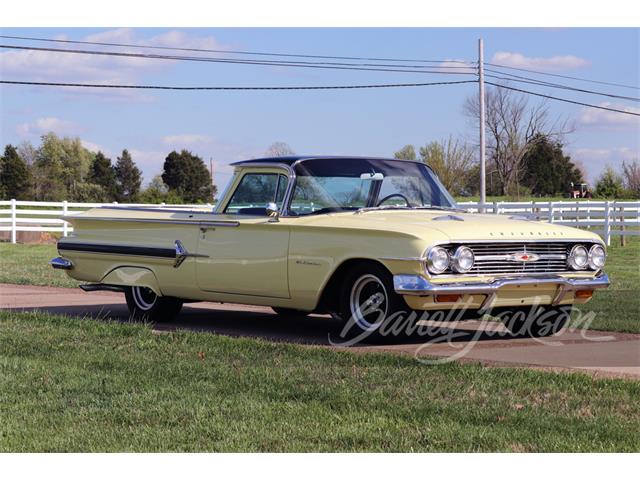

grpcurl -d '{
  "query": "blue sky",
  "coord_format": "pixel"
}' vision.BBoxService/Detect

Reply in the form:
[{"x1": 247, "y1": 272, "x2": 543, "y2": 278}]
[{"x1": 1, "y1": 27, "x2": 638, "y2": 189}]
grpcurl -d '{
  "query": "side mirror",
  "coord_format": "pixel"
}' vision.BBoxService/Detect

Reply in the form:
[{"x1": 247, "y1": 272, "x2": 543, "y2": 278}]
[{"x1": 266, "y1": 202, "x2": 280, "y2": 221}]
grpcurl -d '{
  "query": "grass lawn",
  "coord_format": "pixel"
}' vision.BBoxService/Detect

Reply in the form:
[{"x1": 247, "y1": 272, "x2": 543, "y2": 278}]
[
  {"x1": 0, "y1": 243, "x2": 79, "y2": 289},
  {"x1": 1, "y1": 238, "x2": 637, "y2": 332},
  {"x1": 0, "y1": 309, "x2": 639, "y2": 452}
]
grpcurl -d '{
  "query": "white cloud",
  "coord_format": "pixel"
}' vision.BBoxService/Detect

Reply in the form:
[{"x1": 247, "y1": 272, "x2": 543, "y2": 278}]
[
  {"x1": 491, "y1": 52, "x2": 589, "y2": 72},
  {"x1": 577, "y1": 102, "x2": 640, "y2": 128},
  {"x1": 161, "y1": 134, "x2": 213, "y2": 147},
  {"x1": 0, "y1": 29, "x2": 227, "y2": 100},
  {"x1": 16, "y1": 117, "x2": 83, "y2": 137},
  {"x1": 571, "y1": 146, "x2": 638, "y2": 181},
  {"x1": 438, "y1": 59, "x2": 476, "y2": 74},
  {"x1": 127, "y1": 149, "x2": 168, "y2": 185},
  {"x1": 80, "y1": 140, "x2": 109, "y2": 154}
]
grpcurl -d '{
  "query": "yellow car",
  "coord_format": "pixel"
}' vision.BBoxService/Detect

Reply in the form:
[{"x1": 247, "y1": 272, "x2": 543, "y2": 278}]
[{"x1": 51, "y1": 156, "x2": 609, "y2": 339}]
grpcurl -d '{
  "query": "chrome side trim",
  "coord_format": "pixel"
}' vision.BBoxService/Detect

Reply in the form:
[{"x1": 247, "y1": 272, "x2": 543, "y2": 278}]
[
  {"x1": 393, "y1": 272, "x2": 610, "y2": 309},
  {"x1": 49, "y1": 257, "x2": 73, "y2": 270},
  {"x1": 96, "y1": 206, "x2": 210, "y2": 214},
  {"x1": 62, "y1": 217, "x2": 240, "y2": 227},
  {"x1": 174, "y1": 240, "x2": 208, "y2": 268},
  {"x1": 379, "y1": 256, "x2": 425, "y2": 262}
]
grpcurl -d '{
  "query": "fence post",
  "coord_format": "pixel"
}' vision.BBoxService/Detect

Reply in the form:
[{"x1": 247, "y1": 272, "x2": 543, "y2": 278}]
[
  {"x1": 62, "y1": 200, "x2": 68, "y2": 237},
  {"x1": 10, "y1": 198, "x2": 17, "y2": 244},
  {"x1": 619, "y1": 205, "x2": 626, "y2": 247},
  {"x1": 548, "y1": 201, "x2": 554, "y2": 223},
  {"x1": 603, "y1": 201, "x2": 611, "y2": 246},
  {"x1": 493, "y1": 201, "x2": 499, "y2": 214}
]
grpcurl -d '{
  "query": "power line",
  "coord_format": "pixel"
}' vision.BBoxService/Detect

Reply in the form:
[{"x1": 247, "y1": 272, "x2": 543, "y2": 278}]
[
  {"x1": 485, "y1": 72, "x2": 640, "y2": 102},
  {"x1": 0, "y1": 34, "x2": 474, "y2": 65},
  {"x1": 0, "y1": 79, "x2": 478, "y2": 91},
  {"x1": 485, "y1": 81, "x2": 640, "y2": 116},
  {"x1": 486, "y1": 62, "x2": 639, "y2": 91},
  {"x1": 2, "y1": 41, "x2": 637, "y2": 117},
  {"x1": 0, "y1": 44, "x2": 476, "y2": 76},
  {"x1": 5, "y1": 34, "x2": 636, "y2": 92}
]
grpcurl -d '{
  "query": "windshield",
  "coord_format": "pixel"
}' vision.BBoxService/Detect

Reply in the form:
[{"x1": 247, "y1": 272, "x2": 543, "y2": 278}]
[{"x1": 288, "y1": 158, "x2": 457, "y2": 215}]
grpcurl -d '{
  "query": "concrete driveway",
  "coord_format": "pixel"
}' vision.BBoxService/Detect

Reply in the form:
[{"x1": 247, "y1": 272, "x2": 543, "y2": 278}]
[{"x1": 1, "y1": 283, "x2": 638, "y2": 380}]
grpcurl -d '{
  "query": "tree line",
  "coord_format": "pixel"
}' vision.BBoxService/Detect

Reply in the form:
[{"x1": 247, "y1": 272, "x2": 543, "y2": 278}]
[
  {"x1": 0, "y1": 133, "x2": 216, "y2": 203},
  {"x1": 393, "y1": 87, "x2": 639, "y2": 199},
  {"x1": 1, "y1": 104, "x2": 638, "y2": 203}
]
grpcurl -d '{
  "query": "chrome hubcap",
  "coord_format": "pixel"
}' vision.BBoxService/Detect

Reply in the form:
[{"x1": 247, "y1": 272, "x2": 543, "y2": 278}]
[
  {"x1": 349, "y1": 274, "x2": 388, "y2": 331},
  {"x1": 132, "y1": 286, "x2": 157, "y2": 310}
]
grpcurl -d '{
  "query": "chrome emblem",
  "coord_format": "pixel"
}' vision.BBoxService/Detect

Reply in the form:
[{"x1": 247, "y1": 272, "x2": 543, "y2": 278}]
[{"x1": 507, "y1": 252, "x2": 540, "y2": 263}]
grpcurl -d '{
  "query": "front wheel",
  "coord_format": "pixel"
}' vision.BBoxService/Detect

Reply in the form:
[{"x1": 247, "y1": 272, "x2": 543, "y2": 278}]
[
  {"x1": 124, "y1": 286, "x2": 183, "y2": 322},
  {"x1": 494, "y1": 305, "x2": 572, "y2": 338},
  {"x1": 337, "y1": 263, "x2": 412, "y2": 342}
]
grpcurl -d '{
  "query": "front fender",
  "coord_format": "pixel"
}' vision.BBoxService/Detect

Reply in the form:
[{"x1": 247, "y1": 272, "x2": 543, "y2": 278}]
[{"x1": 101, "y1": 266, "x2": 162, "y2": 296}]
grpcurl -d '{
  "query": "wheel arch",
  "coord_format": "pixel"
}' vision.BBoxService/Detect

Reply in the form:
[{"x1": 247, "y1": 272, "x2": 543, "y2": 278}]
[
  {"x1": 100, "y1": 266, "x2": 162, "y2": 296},
  {"x1": 316, "y1": 258, "x2": 393, "y2": 314}
]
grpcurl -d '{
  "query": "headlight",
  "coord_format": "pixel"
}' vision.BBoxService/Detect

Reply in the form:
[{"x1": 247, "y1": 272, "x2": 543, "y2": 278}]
[
  {"x1": 427, "y1": 246, "x2": 450, "y2": 274},
  {"x1": 451, "y1": 246, "x2": 474, "y2": 273},
  {"x1": 567, "y1": 245, "x2": 589, "y2": 270},
  {"x1": 588, "y1": 244, "x2": 606, "y2": 270}
]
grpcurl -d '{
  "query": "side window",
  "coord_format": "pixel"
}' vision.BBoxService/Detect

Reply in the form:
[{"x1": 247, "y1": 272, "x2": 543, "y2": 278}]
[{"x1": 225, "y1": 173, "x2": 288, "y2": 215}]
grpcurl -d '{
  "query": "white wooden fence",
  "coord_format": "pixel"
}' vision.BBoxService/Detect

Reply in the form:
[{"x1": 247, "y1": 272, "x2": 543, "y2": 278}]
[{"x1": 1, "y1": 199, "x2": 638, "y2": 246}]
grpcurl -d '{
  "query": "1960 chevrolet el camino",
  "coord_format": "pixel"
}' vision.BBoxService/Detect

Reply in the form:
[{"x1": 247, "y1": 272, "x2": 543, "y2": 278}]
[{"x1": 50, "y1": 156, "x2": 610, "y2": 338}]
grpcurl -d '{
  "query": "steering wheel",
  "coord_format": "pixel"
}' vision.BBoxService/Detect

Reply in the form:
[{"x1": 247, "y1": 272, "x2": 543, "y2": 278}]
[{"x1": 376, "y1": 193, "x2": 412, "y2": 207}]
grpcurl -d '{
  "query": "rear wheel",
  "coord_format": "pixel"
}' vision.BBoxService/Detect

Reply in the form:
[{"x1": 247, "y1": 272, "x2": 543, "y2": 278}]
[
  {"x1": 337, "y1": 263, "x2": 412, "y2": 341},
  {"x1": 124, "y1": 286, "x2": 183, "y2": 322},
  {"x1": 494, "y1": 305, "x2": 572, "y2": 338}
]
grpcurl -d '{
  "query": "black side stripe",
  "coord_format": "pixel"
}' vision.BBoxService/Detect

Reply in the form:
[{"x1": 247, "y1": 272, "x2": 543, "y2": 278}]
[{"x1": 57, "y1": 241, "x2": 175, "y2": 258}]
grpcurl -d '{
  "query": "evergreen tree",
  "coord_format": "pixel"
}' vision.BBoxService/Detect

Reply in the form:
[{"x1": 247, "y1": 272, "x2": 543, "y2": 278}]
[
  {"x1": 0, "y1": 144, "x2": 32, "y2": 200},
  {"x1": 115, "y1": 149, "x2": 142, "y2": 202},
  {"x1": 595, "y1": 166, "x2": 624, "y2": 199},
  {"x1": 521, "y1": 135, "x2": 583, "y2": 196},
  {"x1": 87, "y1": 152, "x2": 118, "y2": 201},
  {"x1": 161, "y1": 150, "x2": 214, "y2": 203}
]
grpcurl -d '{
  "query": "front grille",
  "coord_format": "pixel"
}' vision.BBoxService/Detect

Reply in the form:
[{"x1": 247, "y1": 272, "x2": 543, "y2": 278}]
[{"x1": 444, "y1": 242, "x2": 596, "y2": 276}]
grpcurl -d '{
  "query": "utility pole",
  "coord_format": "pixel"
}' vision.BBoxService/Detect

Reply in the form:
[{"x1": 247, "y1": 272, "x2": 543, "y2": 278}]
[{"x1": 478, "y1": 38, "x2": 487, "y2": 211}]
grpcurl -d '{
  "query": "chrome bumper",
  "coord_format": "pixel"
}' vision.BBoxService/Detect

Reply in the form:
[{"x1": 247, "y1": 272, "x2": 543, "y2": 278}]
[
  {"x1": 49, "y1": 257, "x2": 73, "y2": 270},
  {"x1": 393, "y1": 272, "x2": 610, "y2": 308}
]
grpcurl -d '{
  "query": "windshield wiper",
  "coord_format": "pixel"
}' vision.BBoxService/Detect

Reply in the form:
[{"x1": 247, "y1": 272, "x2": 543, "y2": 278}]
[
  {"x1": 414, "y1": 205, "x2": 467, "y2": 213},
  {"x1": 354, "y1": 205, "x2": 414, "y2": 214}
]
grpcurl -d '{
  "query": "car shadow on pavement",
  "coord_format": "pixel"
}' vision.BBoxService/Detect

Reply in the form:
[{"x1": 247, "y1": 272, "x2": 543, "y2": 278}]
[{"x1": 3, "y1": 301, "x2": 522, "y2": 346}]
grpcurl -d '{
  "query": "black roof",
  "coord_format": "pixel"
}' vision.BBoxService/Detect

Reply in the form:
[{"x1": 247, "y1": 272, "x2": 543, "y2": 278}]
[{"x1": 230, "y1": 155, "x2": 401, "y2": 166}]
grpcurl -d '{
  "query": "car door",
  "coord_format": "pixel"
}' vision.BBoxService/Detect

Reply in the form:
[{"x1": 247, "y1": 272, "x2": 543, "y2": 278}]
[{"x1": 195, "y1": 169, "x2": 291, "y2": 298}]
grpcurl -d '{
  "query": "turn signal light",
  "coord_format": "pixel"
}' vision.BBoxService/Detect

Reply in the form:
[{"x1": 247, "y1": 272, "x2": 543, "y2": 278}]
[
  {"x1": 435, "y1": 294, "x2": 463, "y2": 303},
  {"x1": 575, "y1": 290, "x2": 593, "y2": 300}
]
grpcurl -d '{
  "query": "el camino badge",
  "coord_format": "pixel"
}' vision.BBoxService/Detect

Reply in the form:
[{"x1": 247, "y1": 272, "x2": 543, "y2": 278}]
[{"x1": 507, "y1": 252, "x2": 540, "y2": 263}]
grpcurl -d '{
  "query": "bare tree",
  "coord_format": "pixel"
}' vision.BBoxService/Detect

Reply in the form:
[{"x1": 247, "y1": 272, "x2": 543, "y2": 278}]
[
  {"x1": 419, "y1": 137, "x2": 476, "y2": 195},
  {"x1": 265, "y1": 142, "x2": 295, "y2": 157},
  {"x1": 464, "y1": 85, "x2": 572, "y2": 195},
  {"x1": 393, "y1": 144, "x2": 417, "y2": 161},
  {"x1": 622, "y1": 159, "x2": 640, "y2": 197}
]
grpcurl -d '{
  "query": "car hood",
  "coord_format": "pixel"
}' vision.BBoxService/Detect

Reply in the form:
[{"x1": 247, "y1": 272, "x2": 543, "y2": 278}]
[{"x1": 289, "y1": 209, "x2": 603, "y2": 244}]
